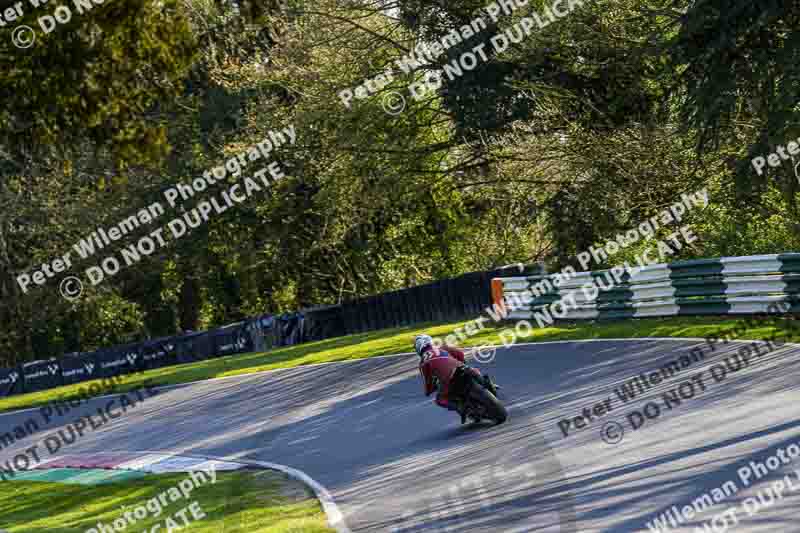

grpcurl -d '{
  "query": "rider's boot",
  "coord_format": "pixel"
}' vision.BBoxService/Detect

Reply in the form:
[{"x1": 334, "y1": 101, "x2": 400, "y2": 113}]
[{"x1": 456, "y1": 399, "x2": 467, "y2": 424}]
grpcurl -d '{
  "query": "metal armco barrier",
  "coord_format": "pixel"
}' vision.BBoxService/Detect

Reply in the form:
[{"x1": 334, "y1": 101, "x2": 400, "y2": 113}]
[{"x1": 493, "y1": 254, "x2": 800, "y2": 321}]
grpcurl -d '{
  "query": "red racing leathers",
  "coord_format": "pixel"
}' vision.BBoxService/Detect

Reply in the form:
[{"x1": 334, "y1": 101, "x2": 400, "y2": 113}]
[{"x1": 419, "y1": 345, "x2": 481, "y2": 410}]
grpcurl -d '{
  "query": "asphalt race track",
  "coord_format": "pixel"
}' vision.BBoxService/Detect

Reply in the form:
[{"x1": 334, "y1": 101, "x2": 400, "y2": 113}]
[{"x1": 2, "y1": 338, "x2": 800, "y2": 532}]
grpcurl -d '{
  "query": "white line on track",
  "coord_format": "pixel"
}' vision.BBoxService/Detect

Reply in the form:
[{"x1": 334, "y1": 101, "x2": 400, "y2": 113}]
[
  {"x1": 62, "y1": 449, "x2": 353, "y2": 533},
  {"x1": 4, "y1": 338, "x2": 797, "y2": 531}
]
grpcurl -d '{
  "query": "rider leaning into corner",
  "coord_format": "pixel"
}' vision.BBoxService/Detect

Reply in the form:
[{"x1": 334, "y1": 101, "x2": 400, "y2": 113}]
[{"x1": 414, "y1": 334, "x2": 497, "y2": 424}]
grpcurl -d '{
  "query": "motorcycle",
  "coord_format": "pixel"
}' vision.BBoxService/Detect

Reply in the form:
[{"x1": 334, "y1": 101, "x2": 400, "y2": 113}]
[{"x1": 449, "y1": 366, "x2": 507, "y2": 425}]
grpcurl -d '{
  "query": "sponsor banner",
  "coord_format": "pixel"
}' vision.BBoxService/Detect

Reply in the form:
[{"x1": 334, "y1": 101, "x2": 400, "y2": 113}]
[
  {"x1": 59, "y1": 352, "x2": 100, "y2": 386},
  {"x1": 141, "y1": 338, "x2": 178, "y2": 370},
  {"x1": 21, "y1": 359, "x2": 63, "y2": 393},
  {"x1": 93, "y1": 344, "x2": 142, "y2": 379},
  {"x1": 0, "y1": 366, "x2": 23, "y2": 397}
]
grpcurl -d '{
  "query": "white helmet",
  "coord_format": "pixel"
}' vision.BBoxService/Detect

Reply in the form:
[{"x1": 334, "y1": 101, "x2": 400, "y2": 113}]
[{"x1": 414, "y1": 334, "x2": 434, "y2": 359}]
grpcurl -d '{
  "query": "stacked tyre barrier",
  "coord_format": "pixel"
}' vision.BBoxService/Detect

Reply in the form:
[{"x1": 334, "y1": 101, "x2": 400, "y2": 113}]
[{"x1": 493, "y1": 254, "x2": 800, "y2": 322}]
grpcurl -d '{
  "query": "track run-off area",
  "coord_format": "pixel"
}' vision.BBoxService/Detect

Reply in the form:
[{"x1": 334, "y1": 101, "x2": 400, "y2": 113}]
[{"x1": 1, "y1": 338, "x2": 799, "y2": 532}]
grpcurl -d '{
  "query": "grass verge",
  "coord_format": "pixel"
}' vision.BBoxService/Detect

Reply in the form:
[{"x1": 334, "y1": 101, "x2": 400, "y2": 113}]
[
  {"x1": 0, "y1": 469, "x2": 332, "y2": 532},
  {"x1": 2, "y1": 314, "x2": 798, "y2": 414}
]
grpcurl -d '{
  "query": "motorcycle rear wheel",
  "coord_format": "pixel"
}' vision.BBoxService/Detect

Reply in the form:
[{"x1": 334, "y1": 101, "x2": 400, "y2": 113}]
[{"x1": 468, "y1": 385, "x2": 508, "y2": 424}]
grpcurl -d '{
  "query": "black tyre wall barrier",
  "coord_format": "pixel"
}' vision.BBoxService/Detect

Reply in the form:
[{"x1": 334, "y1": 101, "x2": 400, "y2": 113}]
[{"x1": 305, "y1": 266, "x2": 535, "y2": 338}]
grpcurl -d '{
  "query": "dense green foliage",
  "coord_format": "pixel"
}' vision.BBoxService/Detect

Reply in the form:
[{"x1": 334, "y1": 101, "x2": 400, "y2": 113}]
[{"x1": 0, "y1": 0, "x2": 798, "y2": 365}]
